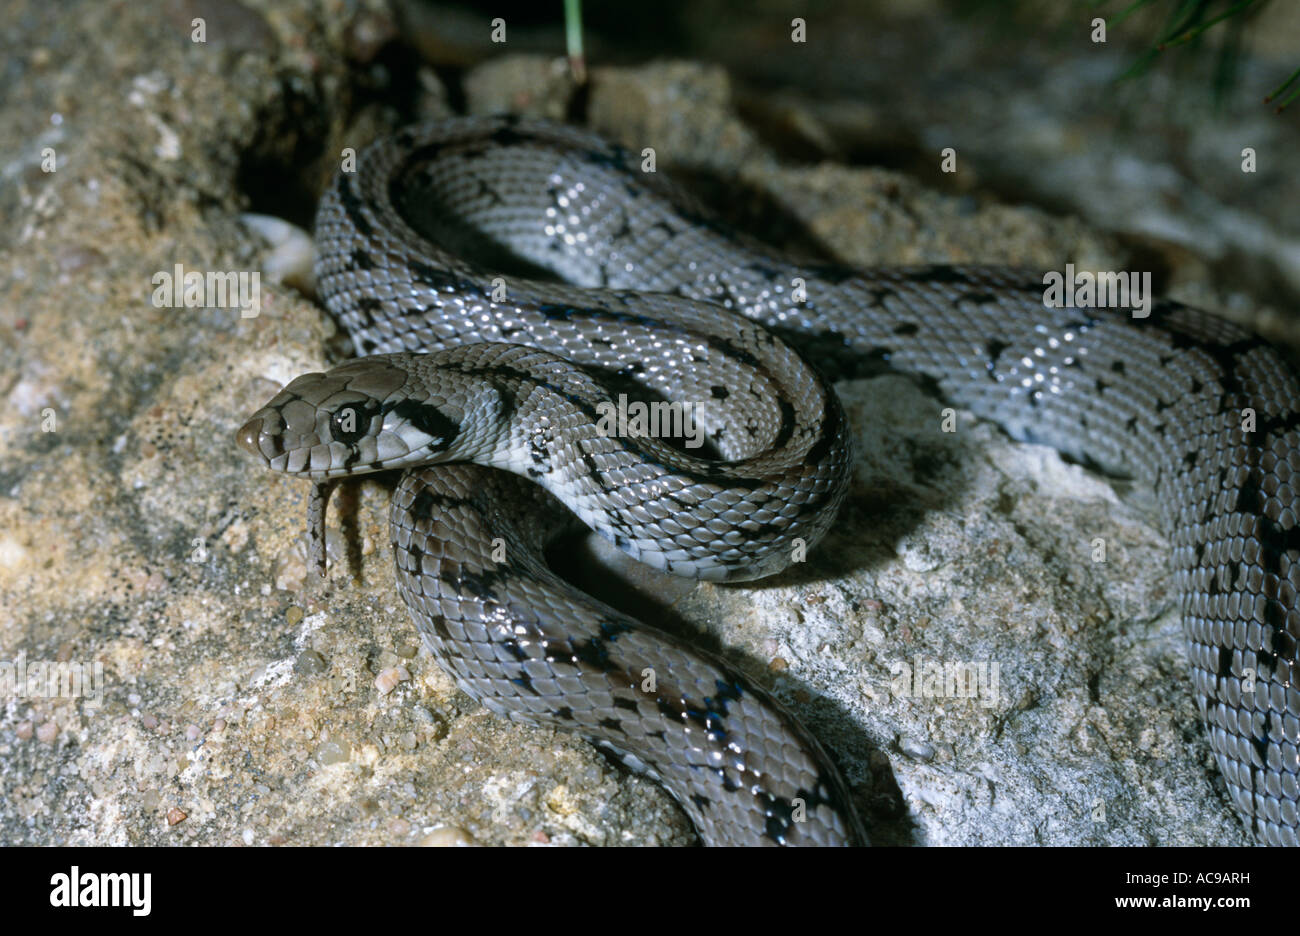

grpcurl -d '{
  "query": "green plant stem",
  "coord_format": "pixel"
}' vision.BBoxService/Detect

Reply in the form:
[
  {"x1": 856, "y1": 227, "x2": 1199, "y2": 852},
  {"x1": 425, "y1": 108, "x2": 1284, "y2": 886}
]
[
  {"x1": 1158, "y1": 0, "x2": 1260, "y2": 49},
  {"x1": 1108, "y1": 0, "x2": 1158, "y2": 30},
  {"x1": 1264, "y1": 65, "x2": 1300, "y2": 102},
  {"x1": 564, "y1": 0, "x2": 586, "y2": 84}
]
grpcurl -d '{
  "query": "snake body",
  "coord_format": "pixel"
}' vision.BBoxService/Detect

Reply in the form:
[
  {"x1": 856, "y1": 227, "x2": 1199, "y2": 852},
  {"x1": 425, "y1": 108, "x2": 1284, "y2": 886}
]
[{"x1": 238, "y1": 115, "x2": 1300, "y2": 846}]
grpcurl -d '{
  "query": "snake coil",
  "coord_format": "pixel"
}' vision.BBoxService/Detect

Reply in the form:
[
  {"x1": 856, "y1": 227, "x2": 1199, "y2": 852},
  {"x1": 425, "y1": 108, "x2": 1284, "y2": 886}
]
[{"x1": 238, "y1": 116, "x2": 1300, "y2": 846}]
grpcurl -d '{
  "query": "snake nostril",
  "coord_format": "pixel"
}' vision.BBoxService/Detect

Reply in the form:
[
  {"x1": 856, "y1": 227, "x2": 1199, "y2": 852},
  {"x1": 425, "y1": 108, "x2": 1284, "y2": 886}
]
[{"x1": 236, "y1": 417, "x2": 265, "y2": 457}]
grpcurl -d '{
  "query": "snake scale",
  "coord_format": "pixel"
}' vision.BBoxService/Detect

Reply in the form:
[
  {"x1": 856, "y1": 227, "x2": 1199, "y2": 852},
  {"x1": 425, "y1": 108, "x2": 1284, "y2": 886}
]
[{"x1": 237, "y1": 115, "x2": 1300, "y2": 846}]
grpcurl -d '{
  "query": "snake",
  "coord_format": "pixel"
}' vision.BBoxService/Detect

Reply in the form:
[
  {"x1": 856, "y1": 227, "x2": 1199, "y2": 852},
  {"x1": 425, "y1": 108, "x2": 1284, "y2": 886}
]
[{"x1": 236, "y1": 114, "x2": 1300, "y2": 846}]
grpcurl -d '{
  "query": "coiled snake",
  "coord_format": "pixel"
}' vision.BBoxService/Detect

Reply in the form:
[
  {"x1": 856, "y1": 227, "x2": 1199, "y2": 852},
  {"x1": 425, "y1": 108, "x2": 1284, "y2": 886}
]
[{"x1": 237, "y1": 115, "x2": 1300, "y2": 846}]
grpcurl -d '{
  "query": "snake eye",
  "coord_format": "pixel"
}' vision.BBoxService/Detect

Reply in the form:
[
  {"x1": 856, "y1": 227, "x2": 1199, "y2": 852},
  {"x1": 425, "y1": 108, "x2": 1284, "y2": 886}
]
[{"x1": 330, "y1": 404, "x2": 371, "y2": 446}]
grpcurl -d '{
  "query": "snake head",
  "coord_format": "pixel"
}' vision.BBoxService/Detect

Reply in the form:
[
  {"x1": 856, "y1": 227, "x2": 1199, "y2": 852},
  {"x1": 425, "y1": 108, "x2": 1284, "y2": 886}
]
[{"x1": 236, "y1": 355, "x2": 470, "y2": 478}]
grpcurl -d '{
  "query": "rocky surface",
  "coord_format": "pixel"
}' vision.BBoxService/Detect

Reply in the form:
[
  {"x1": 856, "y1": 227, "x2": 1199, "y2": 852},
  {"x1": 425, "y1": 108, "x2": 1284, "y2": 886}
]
[{"x1": 0, "y1": 0, "x2": 1272, "y2": 845}]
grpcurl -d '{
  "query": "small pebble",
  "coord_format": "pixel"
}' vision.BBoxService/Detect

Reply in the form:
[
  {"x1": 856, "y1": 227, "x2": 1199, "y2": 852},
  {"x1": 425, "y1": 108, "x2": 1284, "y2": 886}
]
[
  {"x1": 899, "y1": 737, "x2": 936, "y2": 762},
  {"x1": 285, "y1": 605, "x2": 303, "y2": 625},
  {"x1": 161, "y1": 0, "x2": 277, "y2": 53},
  {"x1": 345, "y1": 9, "x2": 396, "y2": 62},
  {"x1": 16, "y1": 720, "x2": 33, "y2": 740},
  {"x1": 166, "y1": 807, "x2": 187, "y2": 826},
  {"x1": 375, "y1": 665, "x2": 411, "y2": 695},
  {"x1": 185, "y1": 724, "x2": 201, "y2": 741},
  {"x1": 141, "y1": 713, "x2": 158, "y2": 729},
  {"x1": 36, "y1": 721, "x2": 58, "y2": 744},
  {"x1": 419, "y1": 826, "x2": 475, "y2": 847},
  {"x1": 57, "y1": 245, "x2": 107, "y2": 274},
  {"x1": 294, "y1": 649, "x2": 328, "y2": 676},
  {"x1": 315, "y1": 739, "x2": 350, "y2": 765}
]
